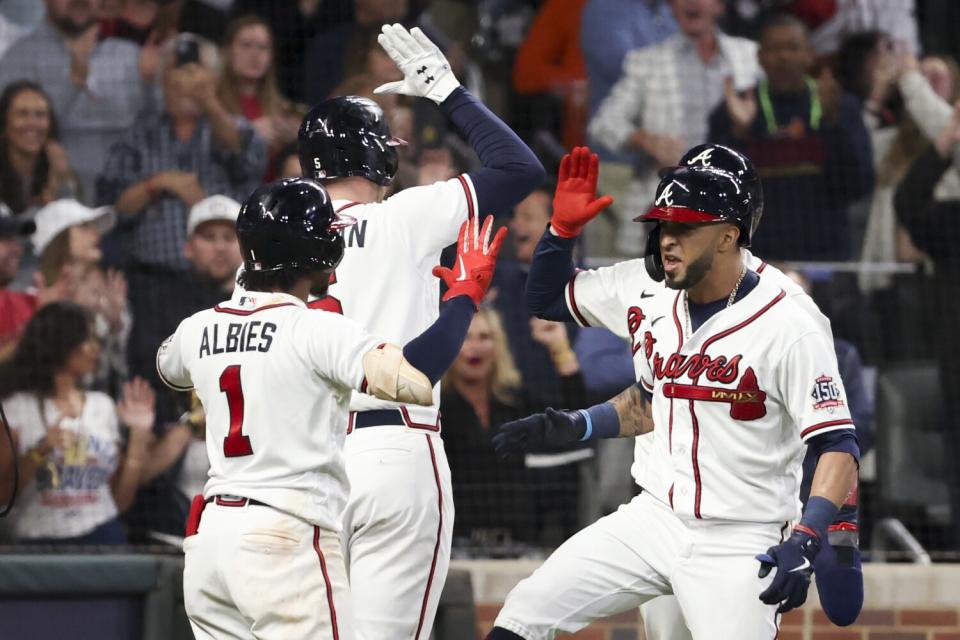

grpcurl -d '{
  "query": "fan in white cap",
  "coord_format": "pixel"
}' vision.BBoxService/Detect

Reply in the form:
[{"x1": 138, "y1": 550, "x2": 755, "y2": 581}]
[{"x1": 31, "y1": 199, "x2": 116, "y2": 255}]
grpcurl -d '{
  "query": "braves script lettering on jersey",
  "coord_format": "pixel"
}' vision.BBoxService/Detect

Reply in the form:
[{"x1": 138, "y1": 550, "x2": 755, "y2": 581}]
[
  {"x1": 631, "y1": 274, "x2": 852, "y2": 523},
  {"x1": 564, "y1": 250, "x2": 832, "y2": 490},
  {"x1": 492, "y1": 253, "x2": 851, "y2": 640}
]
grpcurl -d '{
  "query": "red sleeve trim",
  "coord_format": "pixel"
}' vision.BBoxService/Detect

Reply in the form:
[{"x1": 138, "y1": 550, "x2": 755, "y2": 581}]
[
  {"x1": 794, "y1": 523, "x2": 819, "y2": 539},
  {"x1": 457, "y1": 174, "x2": 476, "y2": 220},
  {"x1": 566, "y1": 270, "x2": 591, "y2": 327},
  {"x1": 336, "y1": 201, "x2": 361, "y2": 213},
  {"x1": 156, "y1": 349, "x2": 193, "y2": 392},
  {"x1": 800, "y1": 419, "x2": 855, "y2": 439}
]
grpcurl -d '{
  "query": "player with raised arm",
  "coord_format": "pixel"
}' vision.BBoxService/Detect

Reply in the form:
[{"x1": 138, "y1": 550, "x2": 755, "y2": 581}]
[
  {"x1": 291, "y1": 23, "x2": 545, "y2": 640},
  {"x1": 158, "y1": 178, "x2": 505, "y2": 640},
  {"x1": 486, "y1": 151, "x2": 859, "y2": 639},
  {"x1": 504, "y1": 144, "x2": 864, "y2": 637}
]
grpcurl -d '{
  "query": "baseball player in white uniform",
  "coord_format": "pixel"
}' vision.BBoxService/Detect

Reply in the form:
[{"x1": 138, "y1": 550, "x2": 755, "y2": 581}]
[
  {"x1": 291, "y1": 24, "x2": 545, "y2": 640},
  {"x1": 158, "y1": 178, "x2": 506, "y2": 640},
  {"x1": 487, "y1": 149, "x2": 860, "y2": 639}
]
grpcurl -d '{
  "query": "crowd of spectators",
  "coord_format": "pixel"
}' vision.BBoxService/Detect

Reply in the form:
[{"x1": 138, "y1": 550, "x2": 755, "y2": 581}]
[{"x1": 0, "y1": 0, "x2": 955, "y2": 555}]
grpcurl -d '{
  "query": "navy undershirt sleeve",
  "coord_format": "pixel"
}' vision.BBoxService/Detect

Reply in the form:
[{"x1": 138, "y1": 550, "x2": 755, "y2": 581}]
[
  {"x1": 526, "y1": 228, "x2": 577, "y2": 321},
  {"x1": 440, "y1": 87, "x2": 545, "y2": 216},
  {"x1": 402, "y1": 296, "x2": 475, "y2": 385},
  {"x1": 807, "y1": 429, "x2": 861, "y2": 462}
]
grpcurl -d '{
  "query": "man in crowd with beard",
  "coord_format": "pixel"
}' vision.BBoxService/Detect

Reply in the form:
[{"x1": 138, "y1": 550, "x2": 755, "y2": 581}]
[
  {"x1": 126, "y1": 194, "x2": 243, "y2": 424},
  {"x1": 0, "y1": 0, "x2": 151, "y2": 199}
]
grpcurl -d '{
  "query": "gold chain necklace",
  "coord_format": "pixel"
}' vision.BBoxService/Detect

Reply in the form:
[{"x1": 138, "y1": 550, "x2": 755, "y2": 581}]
[{"x1": 683, "y1": 265, "x2": 747, "y2": 338}]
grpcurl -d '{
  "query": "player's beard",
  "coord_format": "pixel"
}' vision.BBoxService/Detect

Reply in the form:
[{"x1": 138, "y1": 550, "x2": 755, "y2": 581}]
[{"x1": 664, "y1": 249, "x2": 714, "y2": 290}]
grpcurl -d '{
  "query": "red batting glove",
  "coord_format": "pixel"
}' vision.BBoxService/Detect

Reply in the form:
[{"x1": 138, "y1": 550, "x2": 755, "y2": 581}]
[
  {"x1": 550, "y1": 146, "x2": 615, "y2": 238},
  {"x1": 432, "y1": 215, "x2": 507, "y2": 305}
]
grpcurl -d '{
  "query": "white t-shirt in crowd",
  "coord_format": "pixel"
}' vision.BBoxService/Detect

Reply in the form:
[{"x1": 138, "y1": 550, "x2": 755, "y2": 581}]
[{"x1": 3, "y1": 391, "x2": 121, "y2": 539}]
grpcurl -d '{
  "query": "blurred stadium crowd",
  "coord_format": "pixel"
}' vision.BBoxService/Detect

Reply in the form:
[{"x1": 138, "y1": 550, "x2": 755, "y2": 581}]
[{"x1": 0, "y1": 0, "x2": 958, "y2": 560}]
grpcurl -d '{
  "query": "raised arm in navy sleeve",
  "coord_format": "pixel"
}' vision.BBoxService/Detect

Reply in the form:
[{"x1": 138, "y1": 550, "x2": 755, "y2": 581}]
[
  {"x1": 440, "y1": 87, "x2": 546, "y2": 216},
  {"x1": 526, "y1": 227, "x2": 576, "y2": 322}
]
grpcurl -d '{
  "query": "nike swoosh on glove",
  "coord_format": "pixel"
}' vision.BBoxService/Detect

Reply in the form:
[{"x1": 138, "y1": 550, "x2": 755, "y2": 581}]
[
  {"x1": 493, "y1": 408, "x2": 585, "y2": 461},
  {"x1": 433, "y1": 215, "x2": 506, "y2": 306},
  {"x1": 757, "y1": 526, "x2": 821, "y2": 614}
]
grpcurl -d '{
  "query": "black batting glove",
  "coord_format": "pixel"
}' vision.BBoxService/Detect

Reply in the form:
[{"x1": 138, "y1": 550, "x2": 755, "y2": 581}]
[
  {"x1": 756, "y1": 527, "x2": 821, "y2": 614},
  {"x1": 492, "y1": 408, "x2": 585, "y2": 461}
]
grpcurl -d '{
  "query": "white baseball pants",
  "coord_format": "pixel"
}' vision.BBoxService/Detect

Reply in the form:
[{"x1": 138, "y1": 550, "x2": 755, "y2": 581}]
[
  {"x1": 342, "y1": 426, "x2": 454, "y2": 640},
  {"x1": 183, "y1": 500, "x2": 352, "y2": 640},
  {"x1": 640, "y1": 596, "x2": 692, "y2": 640},
  {"x1": 495, "y1": 491, "x2": 785, "y2": 640}
]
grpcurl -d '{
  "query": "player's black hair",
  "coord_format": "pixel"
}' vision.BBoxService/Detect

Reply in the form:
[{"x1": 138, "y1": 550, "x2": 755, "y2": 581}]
[
  {"x1": 237, "y1": 266, "x2": 304, "y2": 293},
  {"x1": 237, "y1": 265, "x2": 331, "y2": 297},
  {"x1": 0, "y1": 302, "x2": 94, "y2": 398}
]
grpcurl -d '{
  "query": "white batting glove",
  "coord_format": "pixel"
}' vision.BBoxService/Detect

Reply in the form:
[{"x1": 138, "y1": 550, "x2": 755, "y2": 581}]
[{"x1": 374, "y1": 24, "x2": 460, "y2": 104}]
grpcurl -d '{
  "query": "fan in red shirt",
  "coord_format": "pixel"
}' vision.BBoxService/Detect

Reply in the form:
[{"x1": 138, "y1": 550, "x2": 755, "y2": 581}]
[{"x1": 0, "y1": 210, "x2": 37, "y2": 356}]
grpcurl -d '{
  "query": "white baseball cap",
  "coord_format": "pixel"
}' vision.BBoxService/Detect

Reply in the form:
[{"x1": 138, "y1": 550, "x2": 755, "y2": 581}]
[
  {"x1": 32, "y1": 199, "x2": 116, "y2": 254},
  {"x1": 187, "y1": 195, "x2": 241, "y2": 236}
]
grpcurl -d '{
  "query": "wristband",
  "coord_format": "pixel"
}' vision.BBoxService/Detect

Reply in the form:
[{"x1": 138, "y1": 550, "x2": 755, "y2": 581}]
[
  {"x1": 798, "y1": 495, "x2": 840, "y2": 538},
  {"x1": 577, "y1": 410, "x2": 593, "y2": 441},
  {"x1": 578, "y1": 402, "x2": 620, "y2": 441}
]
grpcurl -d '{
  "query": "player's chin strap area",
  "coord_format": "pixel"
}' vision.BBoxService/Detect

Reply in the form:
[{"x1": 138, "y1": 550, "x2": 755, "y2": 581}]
[{"x1": 0, "y1": 398, "x2": 18, "y2": 517}]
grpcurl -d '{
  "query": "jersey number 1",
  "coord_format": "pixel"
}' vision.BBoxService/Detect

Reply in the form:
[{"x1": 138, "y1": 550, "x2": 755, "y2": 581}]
[{"x1": 220, "y1": 365, "x2": 253, "y2": 457}]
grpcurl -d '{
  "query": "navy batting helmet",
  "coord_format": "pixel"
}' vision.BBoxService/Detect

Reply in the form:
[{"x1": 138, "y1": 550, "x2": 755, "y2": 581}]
[
  {"x1": 639, "y1": 165, "x2": 756, "y2": 281},
  {"x1": 237, "y1": 178, "x2": 355, "y2": 273},
  {"x1": 298, "y1": 96, "x2": 405, "y2": 186},
  {"x1": 676, "y1": 143, "x2": 763, "y2": 235}
]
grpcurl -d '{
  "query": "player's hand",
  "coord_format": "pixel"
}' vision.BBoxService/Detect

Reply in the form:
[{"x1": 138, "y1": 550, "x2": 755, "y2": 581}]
[
  {"x1": 493, "y1": 408, "x2": 585, "y2": 461},
  {"x1": 550, "y1": 146, "x2": 614, "y2": 238},
  {"x1": 432, "y1": 215, "x2": 506, "y2": 306},
  {"x1": 374, "y1": 24, "x2": 460, "y2": 104},
  {"x1": 756, "y1": 527, "x2": 821, "y2": 614}
]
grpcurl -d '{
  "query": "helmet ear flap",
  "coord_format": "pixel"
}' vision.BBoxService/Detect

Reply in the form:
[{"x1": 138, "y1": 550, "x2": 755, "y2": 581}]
[{"x1": 643, "y1": 226, "x2": 664, "y2": 282}]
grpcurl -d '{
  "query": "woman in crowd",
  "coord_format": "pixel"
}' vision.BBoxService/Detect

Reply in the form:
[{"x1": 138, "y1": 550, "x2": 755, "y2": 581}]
[
  {"x1": 0, "y1": 80, "x2": 76, "y2": 215},
  {"x1": 440, "y1": 307, "x2": 587, "y2": 552},
  {"x1": 31, "y1": 200, "x2": 128, "y2": 394},
  {"x1": 216, "y1": 14, "x2": 301, "y2": 180},
  {"x1": 0, "y1": 302, "x2": 154, "y2": 545},
  {"x1": 861, "y1": 48, "x2": 960, "y2": 291}
]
